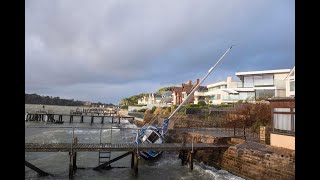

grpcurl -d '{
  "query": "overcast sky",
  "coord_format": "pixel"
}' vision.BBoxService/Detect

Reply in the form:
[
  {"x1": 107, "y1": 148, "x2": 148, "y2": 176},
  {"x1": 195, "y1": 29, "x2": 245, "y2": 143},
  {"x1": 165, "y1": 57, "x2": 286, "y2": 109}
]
[{"x1": 25, "y1": 0, "x2": 295, "y2": 104}]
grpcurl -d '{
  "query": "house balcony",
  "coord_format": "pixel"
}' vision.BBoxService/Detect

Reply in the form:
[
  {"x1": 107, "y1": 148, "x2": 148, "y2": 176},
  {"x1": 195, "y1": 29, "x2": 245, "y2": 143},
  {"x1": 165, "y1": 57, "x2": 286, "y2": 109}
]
[{"x1": 194, "y1": 91, "x2": 206, "y2": 96}]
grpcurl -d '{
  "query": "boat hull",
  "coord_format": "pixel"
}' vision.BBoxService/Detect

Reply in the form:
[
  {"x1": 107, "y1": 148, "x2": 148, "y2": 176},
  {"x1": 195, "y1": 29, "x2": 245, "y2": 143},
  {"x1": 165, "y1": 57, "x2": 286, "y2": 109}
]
[
  {"x1": 137, "y1": 150, "x2": 163, "y2": 160},
  {"x1": 135, "y1": 126, "x2": 164, "y2": 160}
]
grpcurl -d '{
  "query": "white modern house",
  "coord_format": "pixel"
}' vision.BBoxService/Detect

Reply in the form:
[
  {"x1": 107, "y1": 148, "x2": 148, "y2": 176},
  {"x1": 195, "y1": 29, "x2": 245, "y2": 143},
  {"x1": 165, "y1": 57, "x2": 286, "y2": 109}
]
[
  {"x1": 194, "y1": 77, "x2": 249, "y2": 104},
  {"x1": 137, "y1": 96, "x2": 148, "y2": 105},
  {"x1": 160, "y1": 90, "x2": 173, "y2": 105},
  {"x1": 194, "y1": 69, "x2": 291, "y2": 105},
  {"x1": 285, "y1": 67, "x2": 295, "y2": 97},
  {"x1": 236, "y1": 69, "x2": 291, "y2": 100},
  {"x1": 137, "y1": 93, "x2": 162, "y2": 105},
  {"x1": 133, "y1": 93, "x2": 170, "y2": 111}
]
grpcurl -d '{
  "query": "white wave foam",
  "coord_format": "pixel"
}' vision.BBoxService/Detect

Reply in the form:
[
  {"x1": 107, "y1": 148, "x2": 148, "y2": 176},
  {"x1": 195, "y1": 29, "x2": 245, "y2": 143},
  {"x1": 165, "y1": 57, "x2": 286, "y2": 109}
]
[
  {"x1": 121, "y1": 119, "x2": 130, "y2": 123},
  {"x1": 193, "y1": 162, "x2": 244, "y2": 180}
]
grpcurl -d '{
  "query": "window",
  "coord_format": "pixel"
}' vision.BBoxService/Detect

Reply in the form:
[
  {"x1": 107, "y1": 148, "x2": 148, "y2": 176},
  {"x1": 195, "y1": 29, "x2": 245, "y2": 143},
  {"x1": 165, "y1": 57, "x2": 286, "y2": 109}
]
[
  {"x1": 147, "y1": 132, "x2": 160, "y2": 143},
  {"x1": 210, "y1": 95, "x2": 221, "y2": 100},
  {"x1": 274, "y1": 108, "x2": 290, "y2": 112},
  {"x1": 243, "y1": 76, "x2": 254, "y2": 87},
  {"x1": 253, "y1": 74, "x2": 274, "y2": 86},
  {"x1": 217, "y1": 94, "x2": 221, "y2": 100},
  {"x1": 273, "y1": 114, "x2": 291, "y2": 131},
  {"x1": 255, "y1": 89, "x2": 275, "y2": 100},
  {"x1": 238, "y1": 92, "x2": 255, "y2": 100},
  {"x1": 273, "y1": 107, "x2": 295, "y2": 135},
  {"x1": 290, "y1": 81, "x2": 295, "y2": 91}
]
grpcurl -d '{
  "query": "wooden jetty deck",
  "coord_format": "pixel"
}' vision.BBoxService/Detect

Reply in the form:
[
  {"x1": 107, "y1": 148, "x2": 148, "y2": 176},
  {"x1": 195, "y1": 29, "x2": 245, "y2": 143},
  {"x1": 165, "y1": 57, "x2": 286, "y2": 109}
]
[
  {"x1": 25, "y1": 112, "x2": 135, "y2": 124},
  {"x1": 25, "y1": 143, "x2": 229, "y2": 152},
  {"x1": 25, "y1": 142, "x2": 230, "y2": 177}
]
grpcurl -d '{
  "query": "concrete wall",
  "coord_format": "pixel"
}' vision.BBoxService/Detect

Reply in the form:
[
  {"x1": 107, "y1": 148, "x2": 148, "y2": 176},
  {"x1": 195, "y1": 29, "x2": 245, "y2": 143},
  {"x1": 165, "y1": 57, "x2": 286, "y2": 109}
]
[
  {"x1": 274, "y1": 73, "x2": 288, "y2": 89},
  {"x1": 128, "y1": 106, "x2": 149, "y2": 111},
  {"x1": 270, "y1": 133, "x2": 295, "y2": 150}
]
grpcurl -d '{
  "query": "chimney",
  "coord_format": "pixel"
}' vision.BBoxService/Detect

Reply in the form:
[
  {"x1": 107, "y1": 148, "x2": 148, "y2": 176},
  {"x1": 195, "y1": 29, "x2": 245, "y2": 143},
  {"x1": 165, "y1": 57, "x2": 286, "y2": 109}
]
[
  {"x1": 187, "y1": 80, "x2": 192, "y2": 85},
  {"x1": 196, "y1": 78, "x2": 200, "y2": 85}
]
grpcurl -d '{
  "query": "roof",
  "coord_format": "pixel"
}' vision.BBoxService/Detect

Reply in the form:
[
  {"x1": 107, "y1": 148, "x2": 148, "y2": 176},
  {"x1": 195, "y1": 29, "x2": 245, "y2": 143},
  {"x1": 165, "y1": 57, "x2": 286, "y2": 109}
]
[
  {"x1": 285, "y1": 66, "x2": 295, "y2": 79},
  {"x1": 207, "y1": 81, "x2": 227, "y2": 88},
  {"x1": 222, "y1": 89, "x2": 239, "y2": 94},
  {"x1": 182, "y1": 83, "x2": 206, "y2": 94},
  {"x1": 235, "y1": 69, "x2": 291, "y2": 76},
  {"x1": 153, "y1": 93, "x2": 162, "y2": 98}
]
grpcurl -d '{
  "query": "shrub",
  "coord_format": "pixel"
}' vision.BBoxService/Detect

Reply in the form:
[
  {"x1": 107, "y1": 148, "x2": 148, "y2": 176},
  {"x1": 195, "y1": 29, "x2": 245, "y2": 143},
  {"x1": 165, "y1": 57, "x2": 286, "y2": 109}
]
[
  {"x1": 145, "y1": 109, "x2": 152, "y2": 114},
  {"x1": 190, "y1": 104, "x2": 200, "y2": 108},
  {"x1": 151, "y1": 106, "x2": 157, "y2": 113},
  {"x1": 138, "y1": 108, "x2": 147, "y2": 113},
  {"x1": 198, "y1": 101, "x2": 207, "y2": 106},
  {"x1": 121, "y1": 105, "x2": 128, "y2": 110}
]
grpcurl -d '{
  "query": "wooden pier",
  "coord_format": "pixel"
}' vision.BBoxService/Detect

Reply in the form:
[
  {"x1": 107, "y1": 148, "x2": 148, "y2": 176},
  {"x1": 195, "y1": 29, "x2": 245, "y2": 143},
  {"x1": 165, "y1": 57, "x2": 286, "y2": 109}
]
[
  {"x1": 25, "y1": 141, "x2": 230, "y2": 178},
  {"x1": 25, "y1": 143, "x2": 229, "y2": 152},
  {"x1": 25, "y1": 112, "x2": 134, "y2": 124}
]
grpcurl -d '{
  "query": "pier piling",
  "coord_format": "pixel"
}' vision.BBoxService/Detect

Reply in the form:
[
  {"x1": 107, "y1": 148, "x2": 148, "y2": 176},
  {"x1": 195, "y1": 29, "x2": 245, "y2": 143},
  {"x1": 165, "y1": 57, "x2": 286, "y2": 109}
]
[
  {"x1": 189, "y1": 152, "x2": 193, "y2": 170},
  {"x1": 73, "y1": 138, "x2": 78, "y2": 172},
  {"x1": 132, "y1": 152, "x2": 139, "y2": 176}
]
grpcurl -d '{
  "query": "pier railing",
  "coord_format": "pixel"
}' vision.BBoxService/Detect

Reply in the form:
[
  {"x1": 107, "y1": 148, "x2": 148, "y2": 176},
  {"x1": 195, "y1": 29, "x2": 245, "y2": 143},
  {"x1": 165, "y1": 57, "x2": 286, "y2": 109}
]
[
  {"x1": 174, "y1": 127, "x2": 260, "y2": 142},
  {"x1": 25, "y1": 126, "x2": 141, "y2": 144}
]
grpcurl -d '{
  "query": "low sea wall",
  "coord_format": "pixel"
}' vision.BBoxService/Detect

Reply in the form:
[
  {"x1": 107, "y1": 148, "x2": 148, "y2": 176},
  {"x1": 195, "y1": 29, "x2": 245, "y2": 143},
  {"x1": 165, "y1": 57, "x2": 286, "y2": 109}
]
[{"x1": 166, "y1": 130, "x2": 295, "y2": 180}]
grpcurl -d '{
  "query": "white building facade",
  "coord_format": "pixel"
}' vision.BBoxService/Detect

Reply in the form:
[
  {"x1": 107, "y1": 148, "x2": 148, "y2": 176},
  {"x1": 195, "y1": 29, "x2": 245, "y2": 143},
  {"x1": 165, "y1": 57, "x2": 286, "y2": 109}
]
[{"x1": 194, "y1": 69, "x2": 291, "y2": 105}]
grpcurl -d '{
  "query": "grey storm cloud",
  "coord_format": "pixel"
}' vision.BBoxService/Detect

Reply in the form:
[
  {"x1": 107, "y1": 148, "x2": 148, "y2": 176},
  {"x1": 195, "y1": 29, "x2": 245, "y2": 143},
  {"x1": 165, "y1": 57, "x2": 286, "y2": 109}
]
[{"x1": 25, "y1": 0, "x2": 294, "y2": 104}]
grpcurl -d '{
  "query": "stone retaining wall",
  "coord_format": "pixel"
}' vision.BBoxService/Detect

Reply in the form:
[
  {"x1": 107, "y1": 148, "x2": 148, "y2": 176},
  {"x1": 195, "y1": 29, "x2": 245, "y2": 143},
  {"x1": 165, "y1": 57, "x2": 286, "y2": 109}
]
[
  {"x1": 166, "y1": 130, "x2": 295, "y2": 180},
  {"x1": 206, "y1": 142, "x2": 295, "y2": 180}
]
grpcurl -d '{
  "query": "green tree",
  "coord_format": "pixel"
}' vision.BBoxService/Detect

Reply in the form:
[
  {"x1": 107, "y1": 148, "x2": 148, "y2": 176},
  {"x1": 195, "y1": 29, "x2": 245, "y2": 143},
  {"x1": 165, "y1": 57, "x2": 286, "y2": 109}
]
[{"x1": 156, "y1": 86, "x2": 174, "y2": 94}]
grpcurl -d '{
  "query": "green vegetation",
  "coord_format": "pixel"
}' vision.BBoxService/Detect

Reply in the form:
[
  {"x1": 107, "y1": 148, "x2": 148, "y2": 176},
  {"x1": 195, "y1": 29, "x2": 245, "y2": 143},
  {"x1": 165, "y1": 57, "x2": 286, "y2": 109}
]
[
  {"x1": 120, "y1": 93, "x2": 148, "y2": 105},
  {"x1": 120, "y1": 86, "x2": 174, "y2": 106},
  {"x1": 137, "y1": 108, "x2": 147, "y2": 113},
  {"x1": 198, "y1": 101, "x2": 207, "y2": 106},
  {"x1": 25, "y1": 93, "x2": 114, "y2": 106},
  {"x1": 151, "y1": 106, "x2": 157, "y2": 113},
  {"x1": 133, "y1": 104, "x2": 147, "y2": 107},
  {"x1": 121, "y1": 105, "x2": 128, "y2": 110},
  {"x1": 156, "y1": 86, "x2": 174, "y2": 94},
  {"x1": 208, "y1": 104, "x2": 233, "y2": 107}
]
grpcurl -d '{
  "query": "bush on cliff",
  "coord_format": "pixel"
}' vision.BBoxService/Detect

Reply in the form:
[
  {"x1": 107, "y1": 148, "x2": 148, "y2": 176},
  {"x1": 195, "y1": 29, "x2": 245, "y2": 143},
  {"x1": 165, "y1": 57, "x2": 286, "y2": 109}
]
[
  {"x1": 224, "y1": 102, "x2": 271, "y2": 133},
  {"x1": 121, "y1": 105, "x2": 128, "y2": 110},
  {"x1": 151, "y1": 106, "x2": 157, "y2": 113},
  {"x1": 137, "y1": 108, "x2": 147, "y2": 113},
  {"x1": 198, "y1": 101, "x2": 207, "y2": 106}
]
